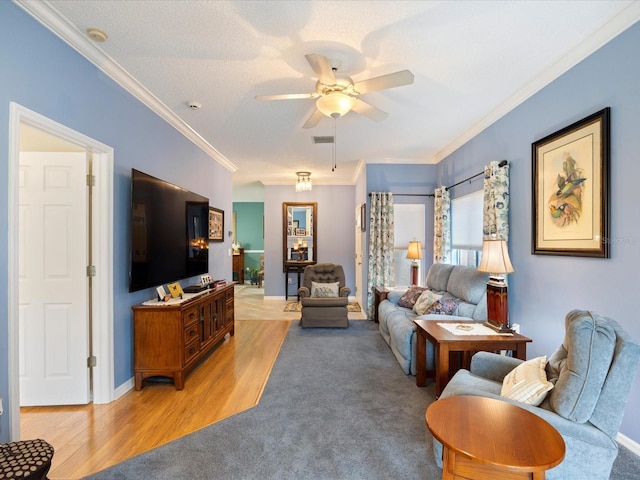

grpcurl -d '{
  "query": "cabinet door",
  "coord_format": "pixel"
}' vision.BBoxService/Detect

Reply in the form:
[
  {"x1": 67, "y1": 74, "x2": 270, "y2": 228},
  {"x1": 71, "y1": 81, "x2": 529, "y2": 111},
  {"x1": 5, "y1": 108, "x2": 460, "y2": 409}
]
[{"x1": 199, "y1": 301, "x2": 213, "y2": 347}]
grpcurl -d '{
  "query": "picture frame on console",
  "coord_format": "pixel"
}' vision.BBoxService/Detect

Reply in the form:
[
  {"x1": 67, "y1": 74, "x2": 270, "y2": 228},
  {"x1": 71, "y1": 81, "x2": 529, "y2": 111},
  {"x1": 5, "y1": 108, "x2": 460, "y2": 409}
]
[
  {"x1": 532, "y1": 107, "x2": 610, "y2": 258},
  {"x1": 209, "y1": 207, "x2": 224, "y2": 242}
]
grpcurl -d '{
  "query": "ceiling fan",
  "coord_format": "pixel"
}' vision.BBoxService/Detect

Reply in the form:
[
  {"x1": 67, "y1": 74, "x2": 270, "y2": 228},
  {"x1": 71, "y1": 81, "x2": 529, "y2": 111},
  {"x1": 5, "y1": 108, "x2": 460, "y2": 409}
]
[{"x1": 256, "y1": 54, "x2": 414, "y2": 128}]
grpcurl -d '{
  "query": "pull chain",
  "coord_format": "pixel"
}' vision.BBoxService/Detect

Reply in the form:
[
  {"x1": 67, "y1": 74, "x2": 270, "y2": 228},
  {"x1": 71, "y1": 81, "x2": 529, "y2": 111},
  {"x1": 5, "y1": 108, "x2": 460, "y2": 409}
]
[{"x1": 332, "y1": 117, "x2": 337, "y2": 172}]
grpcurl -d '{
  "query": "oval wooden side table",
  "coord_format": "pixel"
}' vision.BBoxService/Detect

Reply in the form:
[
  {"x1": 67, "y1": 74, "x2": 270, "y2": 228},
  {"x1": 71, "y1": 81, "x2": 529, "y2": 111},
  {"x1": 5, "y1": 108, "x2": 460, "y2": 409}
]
[{"x1": 426, "y1": 395, "x2": 565, "y2": 480}]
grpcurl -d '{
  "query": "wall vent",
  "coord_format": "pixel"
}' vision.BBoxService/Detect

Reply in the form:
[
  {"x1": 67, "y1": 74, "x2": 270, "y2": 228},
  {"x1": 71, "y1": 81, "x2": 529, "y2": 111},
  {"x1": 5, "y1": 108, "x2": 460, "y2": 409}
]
[{"x1": 312, "y1": 136, "x2": 334, "y2": 144}]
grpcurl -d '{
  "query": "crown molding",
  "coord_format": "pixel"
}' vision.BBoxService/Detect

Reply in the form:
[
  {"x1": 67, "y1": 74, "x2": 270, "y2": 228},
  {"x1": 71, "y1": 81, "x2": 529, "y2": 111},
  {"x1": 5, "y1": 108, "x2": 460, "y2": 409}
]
[
  {"x1": 431, "y1": 3, "x2": 640, "y2": 164},
  {"x1": 14, "y1": 0, "x2": 237, "y2": 173}
]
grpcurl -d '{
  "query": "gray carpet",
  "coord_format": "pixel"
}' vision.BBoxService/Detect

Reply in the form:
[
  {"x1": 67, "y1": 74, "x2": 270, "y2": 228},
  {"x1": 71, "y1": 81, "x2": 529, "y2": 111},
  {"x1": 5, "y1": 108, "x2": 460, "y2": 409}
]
[{"x1": 84, "y1": 320, "x2": 640, "y2": 479}]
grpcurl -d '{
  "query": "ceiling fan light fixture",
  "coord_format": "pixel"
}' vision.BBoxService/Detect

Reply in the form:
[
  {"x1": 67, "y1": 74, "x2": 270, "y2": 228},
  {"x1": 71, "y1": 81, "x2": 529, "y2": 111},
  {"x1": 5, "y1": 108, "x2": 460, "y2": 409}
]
[
  {"x1": 295, "y1": 171, "x2": 312, "y2": 192},
  {"x1": 316, "y1": 93, "x2": 355, "y2": 118}
]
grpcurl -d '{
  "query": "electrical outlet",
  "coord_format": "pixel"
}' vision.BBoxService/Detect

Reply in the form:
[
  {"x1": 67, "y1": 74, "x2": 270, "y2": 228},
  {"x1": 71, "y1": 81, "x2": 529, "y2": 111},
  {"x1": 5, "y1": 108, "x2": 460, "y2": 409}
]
[
  {"x1": 288, "y1": 278, "x2": 292, "y2": 284},
  {"x1": 200, "y1": 274, "x2": 212, "y2": 285}
]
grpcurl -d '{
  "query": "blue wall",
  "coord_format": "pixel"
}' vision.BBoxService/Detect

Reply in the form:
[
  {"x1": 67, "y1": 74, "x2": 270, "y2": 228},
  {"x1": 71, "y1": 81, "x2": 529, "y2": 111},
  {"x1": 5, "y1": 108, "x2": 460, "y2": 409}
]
[
  {"x1": 233, "y1": 202, "x2": 264, "y2": 273},
  {"x1": 436, "y1": 22, "x2": 640, "y2": 442},
  {"x1": 263, "y1": 185, "x2": 355, "y2": 297},
  {"x1": 0, "y1": 3, "x2": 232, "y2": 441}
]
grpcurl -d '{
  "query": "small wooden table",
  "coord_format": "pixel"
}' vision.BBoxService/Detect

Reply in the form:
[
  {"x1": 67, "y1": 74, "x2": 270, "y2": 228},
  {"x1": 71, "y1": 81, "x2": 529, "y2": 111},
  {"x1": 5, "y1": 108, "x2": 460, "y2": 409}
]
[
  {"x1": 414, "y1": 319, "x2": 532, "y2": 396},
  {"x1": 426, "y1": 396, "x2": 565, "y2": 479}
]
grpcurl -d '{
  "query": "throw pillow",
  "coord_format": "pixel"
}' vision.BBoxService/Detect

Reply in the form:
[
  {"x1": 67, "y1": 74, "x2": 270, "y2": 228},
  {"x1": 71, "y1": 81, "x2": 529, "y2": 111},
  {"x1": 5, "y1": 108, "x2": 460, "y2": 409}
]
[
  {"x1": 311, "y1": 281, "x2": 339, "y2": 298},
  {"x1": 424, "y1": 293, "x2": 459, "y2": 315},
  {"x1": 397, "y1": 286, "x2": 427, "y2": 309},
  {"x1": 501, "y1": 356, "x2": 554, "y2": 406},
  {"x1": 413, "y1": 290, "x2": 442, "y2": 315}
]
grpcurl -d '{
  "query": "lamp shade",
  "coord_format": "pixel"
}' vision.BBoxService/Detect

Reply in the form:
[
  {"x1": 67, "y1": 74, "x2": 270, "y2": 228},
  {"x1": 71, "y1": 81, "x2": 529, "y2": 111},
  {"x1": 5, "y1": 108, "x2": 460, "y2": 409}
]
[
  {"x1": 477, "y1": 239, "x2": 514, "y2": 275},
  {"x1": 316, "y1": 93, "x2": 356, "y2": 118},
  {"x1": 406, "y1": 240, "x2": 423, "y2": 260}
]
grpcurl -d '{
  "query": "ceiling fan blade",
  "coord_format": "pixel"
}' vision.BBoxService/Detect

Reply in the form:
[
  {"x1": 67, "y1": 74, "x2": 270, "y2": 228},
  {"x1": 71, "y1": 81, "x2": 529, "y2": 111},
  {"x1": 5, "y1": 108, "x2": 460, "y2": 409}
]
[
  {"x1": 353, "y1": 70, "x2": 414, "y2": 94},
  {"x1": 305, "y1": 54, "x2": 336, "y2": 85},
  {"x1": 303, "y1": 109, "x2": 325, "y2": 129},
  {"x1": 351, "y1": 99, "x2": 388, "y2": 122},
  {"x1": 255, "y1": 93, "x2": 318, "y2": 101}
]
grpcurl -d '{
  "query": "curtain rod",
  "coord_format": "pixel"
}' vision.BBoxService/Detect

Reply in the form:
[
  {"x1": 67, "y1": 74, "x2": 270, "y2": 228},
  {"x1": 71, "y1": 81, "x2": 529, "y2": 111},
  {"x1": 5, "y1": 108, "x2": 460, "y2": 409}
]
[
  {"x1": 368, "y1": 160, "x2": 508, "y2": 198},
  {"x1": 444, "y1": 159, "x2": 508, "y2": 192}
]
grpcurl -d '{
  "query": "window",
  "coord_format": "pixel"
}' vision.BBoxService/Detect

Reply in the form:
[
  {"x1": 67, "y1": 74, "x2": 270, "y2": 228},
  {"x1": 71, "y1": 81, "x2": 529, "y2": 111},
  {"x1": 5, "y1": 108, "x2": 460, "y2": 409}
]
[
  {"x1": 394, "y1": 204, "x2": 425, "y2": 286},
  {"x1": 451, "y1": 190, "x2": 483, "y2": 267}
]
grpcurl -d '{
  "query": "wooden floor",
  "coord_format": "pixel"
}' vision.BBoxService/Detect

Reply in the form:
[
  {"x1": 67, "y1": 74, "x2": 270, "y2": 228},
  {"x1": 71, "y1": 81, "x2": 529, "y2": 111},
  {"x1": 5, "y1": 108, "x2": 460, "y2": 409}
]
[{"x1": 19, "y1": 285, "x2": 302, "y2": 480}]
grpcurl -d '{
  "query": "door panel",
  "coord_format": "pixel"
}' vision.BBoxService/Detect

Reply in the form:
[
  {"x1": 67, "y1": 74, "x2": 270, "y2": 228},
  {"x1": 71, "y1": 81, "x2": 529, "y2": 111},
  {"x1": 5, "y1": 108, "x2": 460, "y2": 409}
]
[{"x1": 19, "y1": 152, "x2": 89, "y2": 406}]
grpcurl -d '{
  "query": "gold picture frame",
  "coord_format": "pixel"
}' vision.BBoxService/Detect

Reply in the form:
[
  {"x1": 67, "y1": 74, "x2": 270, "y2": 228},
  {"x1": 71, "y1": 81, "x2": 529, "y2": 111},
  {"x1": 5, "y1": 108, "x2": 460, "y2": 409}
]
[
  {"x1": 532, "y1": 108, "x2": 610, "y2": 258},
  {"x1": 208, "y1": 207, "x2": 224, "y2": 242}
]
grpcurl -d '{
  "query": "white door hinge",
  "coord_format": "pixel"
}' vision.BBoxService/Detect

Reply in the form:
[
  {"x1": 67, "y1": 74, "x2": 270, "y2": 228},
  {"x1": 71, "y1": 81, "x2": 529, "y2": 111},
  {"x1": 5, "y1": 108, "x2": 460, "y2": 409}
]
[
  {"x1": 87, "y1": 356, "x2": 97, "y2": 368},
  {"x1": 86, "y1": 174, "x2": 96, "y2": 187},
  {"x1": 87, "y1": 265, "x2": 96, "y2": 277}
]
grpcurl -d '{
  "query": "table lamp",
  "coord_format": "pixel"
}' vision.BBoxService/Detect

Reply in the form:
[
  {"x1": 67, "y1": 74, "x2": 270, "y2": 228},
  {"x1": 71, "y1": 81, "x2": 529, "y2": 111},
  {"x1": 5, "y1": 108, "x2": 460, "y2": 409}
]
[
  {"x1": 406, "y1": 239, "x2": 423, "y2": 286},
  {"x1": 477, "y1": 238, "x2": 514, "y2": 333}
]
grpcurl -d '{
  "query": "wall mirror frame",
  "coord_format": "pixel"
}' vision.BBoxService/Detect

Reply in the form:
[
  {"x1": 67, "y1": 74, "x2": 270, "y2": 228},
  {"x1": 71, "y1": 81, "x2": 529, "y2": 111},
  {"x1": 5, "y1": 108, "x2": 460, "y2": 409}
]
[{"x1": 283, "y1": 202, "x2": 317, "y2": 271}]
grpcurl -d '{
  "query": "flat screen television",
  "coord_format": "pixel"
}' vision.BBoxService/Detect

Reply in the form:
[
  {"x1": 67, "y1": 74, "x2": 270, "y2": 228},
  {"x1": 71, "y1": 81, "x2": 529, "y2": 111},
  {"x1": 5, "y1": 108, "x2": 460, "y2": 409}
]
[{"x1": 129, "y1": 169, "x2": 209, "y2": 292}]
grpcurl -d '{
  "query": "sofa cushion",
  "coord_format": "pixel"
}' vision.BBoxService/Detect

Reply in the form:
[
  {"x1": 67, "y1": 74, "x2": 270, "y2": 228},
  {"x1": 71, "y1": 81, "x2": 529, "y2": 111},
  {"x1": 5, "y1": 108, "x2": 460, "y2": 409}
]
[
  {"x1": 397, "y1": 286, "x2": 427, "y2": 309},
  {"x1": 425, "y1": 263, "x2": 455, "y2": 292},
  {"x1": 546, "y1": 310, "x2": 616, "y2": 423},
  {"x1": 311, "y1": 281, "x2": 339, "y2": 297},
  {"x1": 501, "y1": 356, "x2": 554, "y2": 406},
  {"x1": 446, "y1": 266, "x2": 488, "y2": 304},
  {"x1": 413, "y1": 290, "x2": 442, "y2": 315}
]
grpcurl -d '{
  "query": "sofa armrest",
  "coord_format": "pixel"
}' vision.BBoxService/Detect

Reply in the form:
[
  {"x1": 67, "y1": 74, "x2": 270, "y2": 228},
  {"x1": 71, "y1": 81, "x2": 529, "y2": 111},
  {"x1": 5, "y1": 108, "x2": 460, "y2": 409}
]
[
  {"x1": 470, "y1": 351, "x2": 522, "y2": 383},
  {"x1": 339, "y1": 287, "x2": 351, "y2": 297},
  {"x1": 298, "y1": 286, "x2": 310, "y2": 298}
]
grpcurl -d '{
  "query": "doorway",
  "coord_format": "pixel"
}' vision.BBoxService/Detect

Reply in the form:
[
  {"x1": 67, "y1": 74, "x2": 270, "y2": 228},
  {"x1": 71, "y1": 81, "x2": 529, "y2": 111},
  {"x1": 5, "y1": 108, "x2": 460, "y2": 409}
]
[{"x1": 7, "y1": 103, "x2": 114, "y2": 440}]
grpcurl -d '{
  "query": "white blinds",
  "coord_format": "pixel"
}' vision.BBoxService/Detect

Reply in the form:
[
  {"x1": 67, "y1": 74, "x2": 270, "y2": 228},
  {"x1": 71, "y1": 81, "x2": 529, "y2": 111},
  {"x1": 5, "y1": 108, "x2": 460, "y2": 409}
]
[{"x1": 451, "y1": 190, "x2": 483, "y2": 250}]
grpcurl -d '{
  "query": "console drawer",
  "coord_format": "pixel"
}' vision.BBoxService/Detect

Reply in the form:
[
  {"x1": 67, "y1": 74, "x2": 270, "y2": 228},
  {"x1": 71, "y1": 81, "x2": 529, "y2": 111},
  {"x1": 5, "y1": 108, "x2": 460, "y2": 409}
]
[{"x1": 184, "y1": 338, "x2": 199, "y2": 364}]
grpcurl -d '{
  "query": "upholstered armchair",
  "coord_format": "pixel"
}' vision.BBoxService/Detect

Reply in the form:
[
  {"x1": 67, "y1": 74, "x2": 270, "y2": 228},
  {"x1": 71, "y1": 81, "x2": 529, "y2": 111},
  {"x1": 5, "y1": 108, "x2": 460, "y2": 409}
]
[
  {"x1": 432, "y1": 310, "x2": 640, "y2": 480},
  {"x1": 298, "y1": 263, "x2": 351, "y2": 328}
]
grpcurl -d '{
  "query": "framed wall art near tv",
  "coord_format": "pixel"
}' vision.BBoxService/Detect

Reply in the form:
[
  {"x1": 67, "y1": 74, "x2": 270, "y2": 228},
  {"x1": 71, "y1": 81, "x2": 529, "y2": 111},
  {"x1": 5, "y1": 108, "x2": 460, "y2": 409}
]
[
  {"x1": 532, "y1": 107, "x2": 610, "y2": 258},
  {"x1": 209, "y1": 207, "x2": 224, "y2": 242}
]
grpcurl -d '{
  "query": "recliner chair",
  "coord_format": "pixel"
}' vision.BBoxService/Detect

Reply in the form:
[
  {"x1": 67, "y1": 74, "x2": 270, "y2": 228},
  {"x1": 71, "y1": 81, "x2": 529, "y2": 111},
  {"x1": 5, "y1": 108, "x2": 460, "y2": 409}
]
[
  {"x1": 298, "y1": 263, "x2": 350, "y2": 328},
  {"x1": 432, "y1": 309, "x2": 640, "y2": 480}
]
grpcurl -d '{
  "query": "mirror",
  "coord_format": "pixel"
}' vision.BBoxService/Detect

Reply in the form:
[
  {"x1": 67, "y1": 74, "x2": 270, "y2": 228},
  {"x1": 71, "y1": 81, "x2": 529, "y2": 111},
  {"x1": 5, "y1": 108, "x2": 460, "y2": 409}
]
[{"x1": 283, "y1": 202, "x2": 317, "y2": 271}]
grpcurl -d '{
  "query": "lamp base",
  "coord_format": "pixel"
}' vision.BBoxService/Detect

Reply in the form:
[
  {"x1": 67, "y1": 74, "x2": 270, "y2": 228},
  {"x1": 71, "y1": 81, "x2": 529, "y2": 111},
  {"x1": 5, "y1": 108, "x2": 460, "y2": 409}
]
[
  {"x1": 411, "y1": 263, "x2": 419, "y2": 286},
  {"x1": 483, "y1": 320, "x2": 514, "y2": 334}
]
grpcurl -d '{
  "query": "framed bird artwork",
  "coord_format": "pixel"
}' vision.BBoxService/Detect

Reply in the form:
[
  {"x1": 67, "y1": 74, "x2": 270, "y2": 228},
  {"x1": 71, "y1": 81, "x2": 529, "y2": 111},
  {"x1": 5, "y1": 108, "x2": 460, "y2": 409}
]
[{"x1": 532, "y1": 107, "x2": 610, "y2": 258}]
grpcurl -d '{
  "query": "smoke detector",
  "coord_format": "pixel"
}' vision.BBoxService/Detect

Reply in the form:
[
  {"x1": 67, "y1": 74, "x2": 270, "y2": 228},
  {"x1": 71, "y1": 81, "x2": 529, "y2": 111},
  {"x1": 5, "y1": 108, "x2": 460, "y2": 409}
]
[{"x1": 86, "y1": 28, "x2": 108, "y2": 43}]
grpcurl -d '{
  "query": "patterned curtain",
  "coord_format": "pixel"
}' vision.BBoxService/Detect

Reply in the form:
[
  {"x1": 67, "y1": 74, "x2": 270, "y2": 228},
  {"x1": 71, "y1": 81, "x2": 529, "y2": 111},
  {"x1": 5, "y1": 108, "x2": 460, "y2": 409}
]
[
  {"x1": 367, "y1": 192, "x2": 394, "y2": 319},
  {"x1": 433, "y1": 187, "x2": 451, "y2": 263},
  {"x1": 483, "y1": 161, "x2": 510, "y2": 240}
]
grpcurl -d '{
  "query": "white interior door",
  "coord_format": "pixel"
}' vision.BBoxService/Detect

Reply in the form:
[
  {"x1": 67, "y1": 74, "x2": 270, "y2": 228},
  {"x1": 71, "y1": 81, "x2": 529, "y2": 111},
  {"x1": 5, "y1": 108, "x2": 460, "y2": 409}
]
[
  {"x1": 18, "y1": 152, "x2": 90, "y2": 406},
  {"x1": 355, "y1": 205, "x2": 363, "y2": 306}
]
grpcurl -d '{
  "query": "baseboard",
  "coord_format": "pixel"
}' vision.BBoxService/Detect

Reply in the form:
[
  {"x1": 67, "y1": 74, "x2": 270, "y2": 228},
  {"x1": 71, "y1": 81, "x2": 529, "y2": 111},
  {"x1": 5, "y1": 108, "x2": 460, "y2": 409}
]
[
  {"x1": 617, "y1": 432, "x2": 640, "y2": 456},
  {"x1": 114, "y1": 377, "x2": 134, "y2": 400}
]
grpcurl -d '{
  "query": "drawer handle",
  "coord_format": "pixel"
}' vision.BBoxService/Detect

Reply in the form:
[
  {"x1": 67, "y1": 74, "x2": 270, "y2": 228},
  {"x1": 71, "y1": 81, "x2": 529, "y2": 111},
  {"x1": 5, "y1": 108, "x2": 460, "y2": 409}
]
[
  {"x1": 189, "y1": 346, "x2": 195, "y2": 354},
  {"x1": 188, "y1": 329, "x2": 196, "y2": 337},
  {"x1": 189, "y1": 312, "x2": 195, "y2": 319}
]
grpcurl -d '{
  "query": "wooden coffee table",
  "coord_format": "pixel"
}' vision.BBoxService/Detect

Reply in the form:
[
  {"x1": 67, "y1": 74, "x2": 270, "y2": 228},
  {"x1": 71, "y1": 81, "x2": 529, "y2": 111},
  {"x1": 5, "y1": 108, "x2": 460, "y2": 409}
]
[
  {"x1": 414, "y1": 319, "x2": 532, "y2": 396},
  {"x1": 426, "y1": 395, "x2": 565, "y2": 479}
]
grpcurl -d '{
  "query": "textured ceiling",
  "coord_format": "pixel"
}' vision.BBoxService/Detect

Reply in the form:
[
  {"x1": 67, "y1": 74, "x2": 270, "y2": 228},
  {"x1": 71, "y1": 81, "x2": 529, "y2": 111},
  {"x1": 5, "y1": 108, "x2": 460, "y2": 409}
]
[{"x1": 23, "y1": 1, "x2": 640, "y2": 198}]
